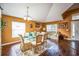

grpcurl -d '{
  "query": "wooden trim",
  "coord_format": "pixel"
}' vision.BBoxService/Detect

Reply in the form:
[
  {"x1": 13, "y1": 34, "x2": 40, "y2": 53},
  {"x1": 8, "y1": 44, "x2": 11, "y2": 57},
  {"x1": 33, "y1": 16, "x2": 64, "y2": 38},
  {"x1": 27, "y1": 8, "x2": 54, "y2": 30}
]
[
  {"x1": 71, "y1": 20, "x2": 79, "y2": 21},
  {"x1": 1, "y1": 40, "x2": 21, "y2": 46},
  {"x1": 62, "y1": 8, "x2": 79, "y2": 19},
  {"x1": 45, "y1": 20, "x2": 70, "y2": 24}
]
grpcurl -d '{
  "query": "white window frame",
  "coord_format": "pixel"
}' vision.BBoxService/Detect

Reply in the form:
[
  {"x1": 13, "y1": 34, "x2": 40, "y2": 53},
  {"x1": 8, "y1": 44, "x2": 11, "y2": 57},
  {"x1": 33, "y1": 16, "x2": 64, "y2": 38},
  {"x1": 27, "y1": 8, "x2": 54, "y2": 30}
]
[
  {"x1": 12, "y1": 21, "x2": 25, "y2": 38},
  {"x1": 46, "y1": 24, "x2": 57, "y2": 32}
]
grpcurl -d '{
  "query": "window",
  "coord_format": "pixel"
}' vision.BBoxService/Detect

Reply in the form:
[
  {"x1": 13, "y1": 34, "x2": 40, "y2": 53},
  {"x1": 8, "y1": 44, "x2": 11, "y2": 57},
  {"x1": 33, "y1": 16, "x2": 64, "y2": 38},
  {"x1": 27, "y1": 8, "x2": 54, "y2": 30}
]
[
  {"x1": 12, "y1": 21, "x2": 25, "y2": 37},
  {"x1": 71, "y1": 21, "x2": 79, "y2": 40},
  {"x1": 46, "y1": 24, "x2": 58, "y2": 39},
  {"x1": 72, "y1": 22, "x2": 75, "y2": 37},
  {"x1": 72, "y1": 13, "x2": 79, "y2": 20},
  {"x1": 46, "y1": 24, "x2": 57, "y2": 32}
]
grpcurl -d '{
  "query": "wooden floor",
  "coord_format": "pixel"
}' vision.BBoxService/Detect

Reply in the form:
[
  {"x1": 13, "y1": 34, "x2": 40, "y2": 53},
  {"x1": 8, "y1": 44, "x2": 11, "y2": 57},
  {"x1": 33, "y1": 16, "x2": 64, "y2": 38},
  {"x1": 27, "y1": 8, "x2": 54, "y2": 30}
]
[
  {"x1": 2, "y1": 39, "x2": 79, "y2": 56},
  {"x1": 40, "y1": 39, "x2": 79, "y2": 56}
]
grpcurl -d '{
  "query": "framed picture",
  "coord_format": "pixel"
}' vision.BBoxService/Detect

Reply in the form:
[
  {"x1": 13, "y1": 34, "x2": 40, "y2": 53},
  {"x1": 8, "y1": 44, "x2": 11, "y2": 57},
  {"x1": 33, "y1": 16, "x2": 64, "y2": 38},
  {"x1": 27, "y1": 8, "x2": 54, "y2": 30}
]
[
  {"x1": 30, "y1": 24, "x2": 33, "y2": 28},
  {"x1": 58, "y1": 22, "x2": 68, "y2": 29}
]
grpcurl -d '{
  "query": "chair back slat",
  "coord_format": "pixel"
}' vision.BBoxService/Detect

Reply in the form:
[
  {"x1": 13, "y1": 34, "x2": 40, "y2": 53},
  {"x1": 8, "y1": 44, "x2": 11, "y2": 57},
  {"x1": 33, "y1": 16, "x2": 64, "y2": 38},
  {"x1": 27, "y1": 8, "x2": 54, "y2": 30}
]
[
  {"x1": 18, "y1": 34, "x2": 24, "y2": 44},
  {"x1": 36, "y1": 35, "x2": 43, "y2": 45}
]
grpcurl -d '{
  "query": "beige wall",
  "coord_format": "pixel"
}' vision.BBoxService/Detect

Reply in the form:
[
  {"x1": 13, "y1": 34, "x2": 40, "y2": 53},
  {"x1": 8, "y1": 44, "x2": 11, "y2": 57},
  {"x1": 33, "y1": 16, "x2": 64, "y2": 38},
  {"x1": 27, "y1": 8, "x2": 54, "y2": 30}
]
[
  {"x1": 1, "y1": 15, "x2": 44, "y2": 44},
  {"x1": 45, "y1": 16, "x2": 72, "y2": 37},
  {"x1": 2, "y1": 15, "x2": 26, "y2": 44},
  {"x1": 2, "y1": 15, "x2": 39, "y2": 44},
  {"x1": 1, "y1": 14, "x2": 72, "y2": 44}
]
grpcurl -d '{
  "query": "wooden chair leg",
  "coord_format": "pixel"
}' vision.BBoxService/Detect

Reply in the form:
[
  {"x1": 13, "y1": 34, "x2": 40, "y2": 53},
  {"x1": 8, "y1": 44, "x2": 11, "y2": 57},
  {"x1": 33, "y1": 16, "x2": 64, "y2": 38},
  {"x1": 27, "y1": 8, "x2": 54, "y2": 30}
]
[
  {"x1": 44, "y1": 41, "x2": 47, "y2": 48},
  {"x1": 34, "y1": 45, "x2": 42, "y2": 54}
]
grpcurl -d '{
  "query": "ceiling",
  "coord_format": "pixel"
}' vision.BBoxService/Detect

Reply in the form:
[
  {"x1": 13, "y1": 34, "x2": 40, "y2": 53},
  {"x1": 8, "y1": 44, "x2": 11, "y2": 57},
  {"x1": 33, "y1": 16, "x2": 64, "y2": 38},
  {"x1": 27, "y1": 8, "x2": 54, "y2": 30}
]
[{"x1": 0, "y1": 3, "x2": 73, "y2": 22}]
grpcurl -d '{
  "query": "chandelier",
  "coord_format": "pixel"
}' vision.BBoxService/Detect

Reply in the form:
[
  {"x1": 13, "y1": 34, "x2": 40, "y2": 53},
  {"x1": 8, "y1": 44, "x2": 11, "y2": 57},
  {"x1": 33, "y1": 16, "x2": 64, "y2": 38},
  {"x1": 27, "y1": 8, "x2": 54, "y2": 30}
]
[{"x1": 24, "y1": 7, "x2": 32, "y2": 20}]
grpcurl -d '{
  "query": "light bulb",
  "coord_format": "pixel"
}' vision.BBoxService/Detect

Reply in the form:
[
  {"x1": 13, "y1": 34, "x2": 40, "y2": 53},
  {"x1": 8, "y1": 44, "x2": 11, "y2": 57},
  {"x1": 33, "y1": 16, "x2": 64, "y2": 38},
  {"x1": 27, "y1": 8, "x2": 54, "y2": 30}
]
[
  {"x1": 27, "y1": 17, "x2": 32, "y2": 20},
  {"x1": 24, "y1": 16, "x2": 26, "y2": 20}
]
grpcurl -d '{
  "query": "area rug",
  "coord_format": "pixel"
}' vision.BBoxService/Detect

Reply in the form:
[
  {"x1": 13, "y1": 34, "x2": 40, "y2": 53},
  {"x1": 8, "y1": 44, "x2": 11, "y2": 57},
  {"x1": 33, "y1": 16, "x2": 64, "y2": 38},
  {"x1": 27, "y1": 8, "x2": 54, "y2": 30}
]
[{"x1": 9, "y1": 40, "x2": 58, "y2": 56}]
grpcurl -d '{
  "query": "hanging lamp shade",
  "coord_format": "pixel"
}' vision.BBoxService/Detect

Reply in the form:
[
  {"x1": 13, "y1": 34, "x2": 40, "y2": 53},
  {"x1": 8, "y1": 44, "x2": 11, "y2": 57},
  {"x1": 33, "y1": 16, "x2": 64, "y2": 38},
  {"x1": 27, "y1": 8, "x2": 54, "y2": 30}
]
[
  {"x1": 24, "y1": 6, "x2": 32, "y2": 21},
  {"x1": 24, "y1": 16, "x2": 32, "y2": 20}
]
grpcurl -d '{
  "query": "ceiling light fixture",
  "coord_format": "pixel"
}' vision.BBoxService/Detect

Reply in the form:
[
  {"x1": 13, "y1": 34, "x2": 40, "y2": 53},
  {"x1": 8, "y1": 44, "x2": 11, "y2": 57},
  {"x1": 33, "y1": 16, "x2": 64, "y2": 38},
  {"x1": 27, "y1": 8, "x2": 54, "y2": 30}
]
[{"x1": 24, "y1": 6, "x2": 32, "y2": 20}]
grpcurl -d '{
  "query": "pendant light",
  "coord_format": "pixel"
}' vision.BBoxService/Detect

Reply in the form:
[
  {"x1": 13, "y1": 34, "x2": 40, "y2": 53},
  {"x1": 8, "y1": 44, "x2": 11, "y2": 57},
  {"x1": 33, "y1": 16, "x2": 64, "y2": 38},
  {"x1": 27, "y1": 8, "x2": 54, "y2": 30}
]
[{"x1": 24, "y1": 6, "x2": 32, "y2": 20}]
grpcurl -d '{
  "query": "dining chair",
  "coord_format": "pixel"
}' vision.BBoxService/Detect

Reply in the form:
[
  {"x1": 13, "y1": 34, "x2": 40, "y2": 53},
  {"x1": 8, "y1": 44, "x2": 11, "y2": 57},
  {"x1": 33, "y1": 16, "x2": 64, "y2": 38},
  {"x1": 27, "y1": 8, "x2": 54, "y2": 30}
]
[
  {"x1": 18, "y1": 34, "x2": 33, "y2": 55},
  {"x1": 43, "y1": 33, "x2": 48, "y2": 48},
  {"x1": 34, "y1": 35, "x2": 43, "y2": 53}
]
